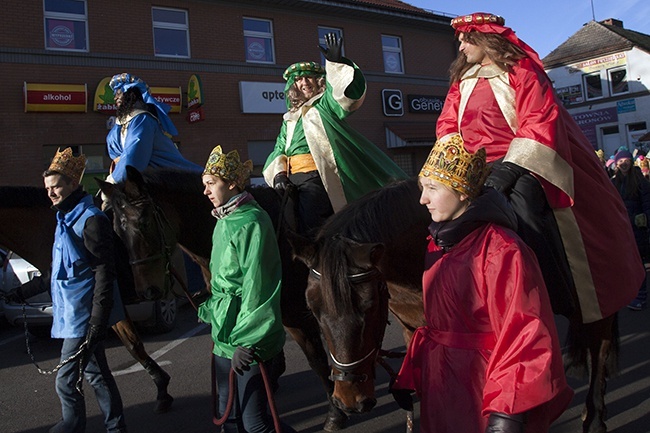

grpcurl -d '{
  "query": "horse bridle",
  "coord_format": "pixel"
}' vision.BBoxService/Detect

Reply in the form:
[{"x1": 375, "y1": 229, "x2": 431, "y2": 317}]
[
  {"x1": 125, "y1": 198, "x2": 175, "y2": 292},
  {"x1": 309, "y1": 267, "x2": 389, "y2": 383}
]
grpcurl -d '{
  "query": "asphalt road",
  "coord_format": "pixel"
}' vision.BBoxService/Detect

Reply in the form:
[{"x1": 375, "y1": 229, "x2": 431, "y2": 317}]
[{"x1": 0, "y1": 301, "x2": 648, "y2": 433}]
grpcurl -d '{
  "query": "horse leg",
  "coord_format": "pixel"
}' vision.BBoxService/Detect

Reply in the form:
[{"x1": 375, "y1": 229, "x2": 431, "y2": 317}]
[
  {"x1": 581, "y1": 315, "x2": 617, "y2": 433},
  {"x1": 112, "y1": 314, "x2": 174, "y2": 413},
  {"x1": 284, "y1": 324, "x2": 349, "y2": 431}
]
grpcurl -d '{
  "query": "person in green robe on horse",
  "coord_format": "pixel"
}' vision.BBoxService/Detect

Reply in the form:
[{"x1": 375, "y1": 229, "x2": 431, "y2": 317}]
[{"x1": 263, "y1": 33, "x2": 407, "y2": 235}]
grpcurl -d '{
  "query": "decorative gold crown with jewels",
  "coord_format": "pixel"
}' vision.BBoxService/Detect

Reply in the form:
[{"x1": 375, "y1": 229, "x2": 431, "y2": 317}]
[
  {"x1": 419, "y1": 134, "x2": 488, "y2": 198},
  {"x1": 48, "y1": 147, "x2": 87, "y2": 183},
  {"x1": 203, "y1": 145, "x2": 253, "y2": 189}
]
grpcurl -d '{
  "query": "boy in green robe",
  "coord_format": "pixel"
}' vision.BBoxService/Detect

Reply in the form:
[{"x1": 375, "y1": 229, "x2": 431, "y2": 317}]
[{"x1": 198, "y1": 145, "x2": 296, "y2": 433}]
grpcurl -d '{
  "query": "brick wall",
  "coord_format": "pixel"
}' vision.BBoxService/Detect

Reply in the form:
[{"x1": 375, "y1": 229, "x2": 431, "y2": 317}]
[{"x1": 0, "y1": 0, "x2": 455, "y2": 186}]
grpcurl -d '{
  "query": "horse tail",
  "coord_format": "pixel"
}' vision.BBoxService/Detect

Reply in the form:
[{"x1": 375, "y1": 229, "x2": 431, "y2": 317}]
[{"x1": 564, "y1": 313, "x2": 620, "y2": 379}]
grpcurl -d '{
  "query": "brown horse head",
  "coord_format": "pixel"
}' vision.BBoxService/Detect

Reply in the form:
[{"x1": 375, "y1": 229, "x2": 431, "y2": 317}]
[
  {"x1": 97, "y1": 166, "x2": 181, "y2": 301},
  {"x1": 291, "y1": 233, "x2": 388, "y2": 414}
]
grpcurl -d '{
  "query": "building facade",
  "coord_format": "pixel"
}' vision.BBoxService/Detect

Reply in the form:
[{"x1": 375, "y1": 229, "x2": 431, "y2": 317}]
[
  {"x1": 0, "y1": 0, "x2": 457, "y2": 189},
  {"x1": 543, "y1": 19, "x2": 650, "y2": 158}
]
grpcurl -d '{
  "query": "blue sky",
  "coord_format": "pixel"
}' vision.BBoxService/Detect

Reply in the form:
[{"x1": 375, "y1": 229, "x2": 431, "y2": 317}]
[{"x1": 405, "y1": 0, "x2": 650, "y2": 58}]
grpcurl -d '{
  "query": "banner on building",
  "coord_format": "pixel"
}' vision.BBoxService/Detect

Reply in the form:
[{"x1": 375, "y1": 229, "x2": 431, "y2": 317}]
[
  {"x1": 240, "y1": 81, "x2": 286, "y2": 113},
  {"x1": 571, "y1": 107, "x2": 618, "y2": 147},
  {"x1": 151, "y1": 87, "x2": 182, "y2": 113},
  {"x1": 187, "y1": 75, "x2": 204, "y2": 109},
  {"x1": 24, "y1": 82, "x2": 87, "y2": 112}
]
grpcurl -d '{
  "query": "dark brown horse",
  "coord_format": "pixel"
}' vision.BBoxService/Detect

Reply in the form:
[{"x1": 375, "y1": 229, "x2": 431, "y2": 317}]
[
  {"x1": 0, "y1": 186, "x2": 174, "y2": 414},
  {"x1": 96, "y1": 166, "x2": 349, "y2": 431},
  {"x1": 291, "y1": 178, "x2": 621, "y2": 433},
  {"x1": 289, "y1": 178, "x2": 429, "y2": 413}
]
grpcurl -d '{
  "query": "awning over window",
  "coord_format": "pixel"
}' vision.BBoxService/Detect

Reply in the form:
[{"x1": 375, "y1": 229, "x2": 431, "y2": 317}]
[
  {"x1": 385, "y1": 122, "x2": 436, "y2": 148},
  {"x1": 639, "y1": 131, "x2": 650, "y2": 142}
]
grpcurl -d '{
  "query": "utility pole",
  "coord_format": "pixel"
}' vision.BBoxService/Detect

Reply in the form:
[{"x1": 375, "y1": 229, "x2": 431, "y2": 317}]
[{"x1": 590, "y1": 0, "x2": 596, "y2": 21}]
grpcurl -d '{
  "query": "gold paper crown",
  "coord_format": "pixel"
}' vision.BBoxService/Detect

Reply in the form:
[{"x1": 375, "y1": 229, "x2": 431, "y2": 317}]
[
  {"x1": 451, "y1": 13, "x2": 505, "y2": 29},
  {"x1": 48, "y1": 147, "x2": 87, "y2": 183},
  {"x1": 419, "y1": 134, "x2": 488, "y2": 198},
  {"x1": 203, "y1": 145, "x2": 253, "y2": 189}
]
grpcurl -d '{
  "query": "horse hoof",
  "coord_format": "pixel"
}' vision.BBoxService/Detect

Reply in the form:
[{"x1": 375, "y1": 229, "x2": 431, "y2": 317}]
[
  {"x1": 323, "y1": 407, "x2": 349, "y2": 432},
  {"x1": 153, "y1": 394, "x2": 174, "y2": 414}
]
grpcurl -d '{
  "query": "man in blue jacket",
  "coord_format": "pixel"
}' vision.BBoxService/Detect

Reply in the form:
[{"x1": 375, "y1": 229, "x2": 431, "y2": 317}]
[{"x1": 7, "y1": 148, "x2": 128, "y2": 433}]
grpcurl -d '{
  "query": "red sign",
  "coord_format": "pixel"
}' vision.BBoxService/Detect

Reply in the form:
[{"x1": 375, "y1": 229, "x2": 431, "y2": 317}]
[
  {"x1": 187, "y1": 107, "x2": 205, "y2": 123},
  {"x1": 150, "y1": 87, "x2": 182, "y2": 113},
  {"x1": 24, "y1": 82, "x2": 87, "y2": 112}
]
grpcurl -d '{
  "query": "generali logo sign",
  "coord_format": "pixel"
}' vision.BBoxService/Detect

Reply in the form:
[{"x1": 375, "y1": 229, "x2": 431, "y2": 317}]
[{"x1": 24, "y1": 82, "x2": 87, "y2": 112}]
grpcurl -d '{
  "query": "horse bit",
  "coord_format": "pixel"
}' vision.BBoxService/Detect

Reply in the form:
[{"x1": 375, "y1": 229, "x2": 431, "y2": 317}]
[{"x1": 309, "y1": 266, "x2": 389, "y2": 383}]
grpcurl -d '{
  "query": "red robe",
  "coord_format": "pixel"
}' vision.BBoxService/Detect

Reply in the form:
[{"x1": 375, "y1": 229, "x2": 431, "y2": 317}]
[
  {"x1": 395, "y1": 224, "x2": 573, "y2": 432},
  {"x1": 437, "y1": 59, "x2": 643, "y2": 323}
]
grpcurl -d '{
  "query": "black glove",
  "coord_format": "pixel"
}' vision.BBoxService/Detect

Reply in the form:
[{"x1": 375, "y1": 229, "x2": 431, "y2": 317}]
[
  {"x1": 485, "y1": 412, "x2": 525, "y2": 433},
  {"x1": 3, "y1": 286, "x2": 26, "y2": 304},
  {"x1": 319, "y1": 33, "x2": 343, "y2": 63},
  {"x1": 273, "y1": 172, "x2": 292, "y2": 192},
  {"x1": 75, "y1": 324, "x2": 107, "y2": 395},
  {"x1": 388, "y1": 377, "x2": 414, "y2": 411},
  {"x1": 231, "y1": 346, "x2": 255, "y2": 375},
  {"x1": 484, "y1": 161, "x2": 528, "y2": 195}
]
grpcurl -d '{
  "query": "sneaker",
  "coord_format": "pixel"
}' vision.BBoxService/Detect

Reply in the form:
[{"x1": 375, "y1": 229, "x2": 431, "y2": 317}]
[{"x1": 627, "y1": 299, "x2": 647, "y2": 311}]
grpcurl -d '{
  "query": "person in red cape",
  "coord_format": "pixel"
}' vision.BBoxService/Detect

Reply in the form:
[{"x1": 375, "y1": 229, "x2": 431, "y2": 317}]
[
  {"x1": 393, "y1": 134, "x2": 573, "y2": 433},
  {"x1": 436, "y1": 12, "x2": 643, "y2": 324}
]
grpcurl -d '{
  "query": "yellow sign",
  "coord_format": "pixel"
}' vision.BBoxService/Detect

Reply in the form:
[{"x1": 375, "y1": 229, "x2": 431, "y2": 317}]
[
  {"x1": 187, "y1": 74, "x2": 204, "y2": 109},
  {"x1": 150, "y1": 87, "x2": 182, "y2": 113},
  {"x1": 93, "y1": 77, "x2": 117, "y2": 113},
  {"x1": 24, "y1": 82, "x2": 87, "y2": 112},
  {"x1": 571, "y1": 52, "x2": 627, "y2": 74}
]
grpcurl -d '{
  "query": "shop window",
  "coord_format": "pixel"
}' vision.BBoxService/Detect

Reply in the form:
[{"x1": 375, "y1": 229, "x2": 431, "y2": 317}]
[
  {"x1": 152, "y1": 7, "x2": 190, "y2": 58},
  {"x1": 583, "y1": 72, "x2": 603, "y2": 100},
  {"x1": 243, "y1": 18, "x2": 275, "y2": 64},
  {"x1": 318, "y1": 27, "x2": 344, "y2": 65},
  {"x1": 382, "y1": 35, "x2": 404, "y2": 74},
  {"x1": 628, "y1": 122, "x2": 648, "y2": 155},
  {"x1": 43, "y1": 0, "x2": 88, "y2": 52},
  {"x1": 609, "y1": 67, "x2": 629, "y2": 95}
]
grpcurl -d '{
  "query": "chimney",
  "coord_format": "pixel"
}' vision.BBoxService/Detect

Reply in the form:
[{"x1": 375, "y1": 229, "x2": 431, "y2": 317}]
[{"x1": 601, "y1": 18, "x2": 623, "y2": 28}]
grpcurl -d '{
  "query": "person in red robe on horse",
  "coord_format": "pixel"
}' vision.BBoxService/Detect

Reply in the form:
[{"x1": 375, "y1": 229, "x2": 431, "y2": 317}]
[{"x1": 436, "y1": 12, "x2": 643, "y2": 323}]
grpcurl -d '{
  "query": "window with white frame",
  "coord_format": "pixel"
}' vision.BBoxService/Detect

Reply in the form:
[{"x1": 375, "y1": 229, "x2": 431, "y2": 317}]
[
  {"x1": 318, "y1": 27, "x2": 344, "y2": 64},
  {"x1": 583, "y1": 72, "x2": 603, "y2": 100},
  {"x1": 43, "y1": 0, "x2": 88, "y2": 51},
  {"x1": 609, "y1": 67, "x2": 629, "y2": 95},
  {"x1": 152, "y1": 7, "x2": 190, "y2": 58},
  {"x1": 382, "y1": 35, "x2": 404, "y2": 74},
  {"x1": 243, "y1": 18, "x2": 275, "y2": 64}
]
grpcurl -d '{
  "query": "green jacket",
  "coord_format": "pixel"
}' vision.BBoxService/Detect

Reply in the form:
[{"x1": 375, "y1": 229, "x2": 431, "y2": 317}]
[
  {"x1": 197, "y1": 200, "x2": 285, "y2": 362},
  {"x1": 263, "y1": 58, "x2": 407, "y2": 212}
]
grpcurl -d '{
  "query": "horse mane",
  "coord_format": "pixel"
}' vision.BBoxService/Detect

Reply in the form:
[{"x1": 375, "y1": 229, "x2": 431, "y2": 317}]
[
  {"x1": 318, "y1": 178, "x2": 423, "y2": 244},
  {"x1": 0, "y1": 186, "x2": 50, "y2": 208},
  {"x1": 317, "y1": 178, "x2": 425, "y2": 314},
  {"x1": 138, "y1": 168, "x2": 204, "y2": 196}
]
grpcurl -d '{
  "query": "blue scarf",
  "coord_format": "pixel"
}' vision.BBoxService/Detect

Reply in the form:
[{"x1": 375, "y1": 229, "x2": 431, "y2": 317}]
[{"x1": 53, "y1": 195, "x2": 94, "y2": 280}]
